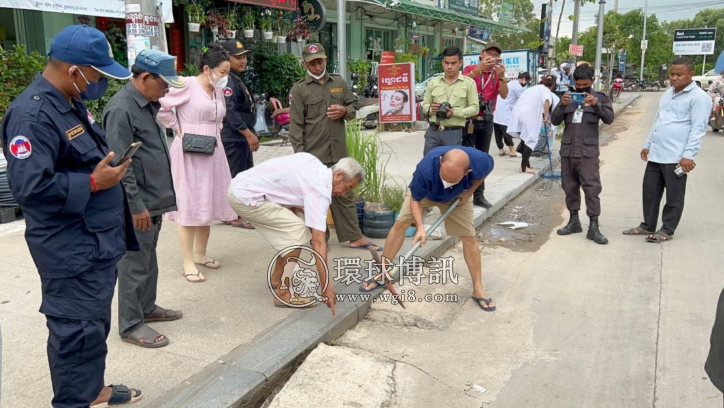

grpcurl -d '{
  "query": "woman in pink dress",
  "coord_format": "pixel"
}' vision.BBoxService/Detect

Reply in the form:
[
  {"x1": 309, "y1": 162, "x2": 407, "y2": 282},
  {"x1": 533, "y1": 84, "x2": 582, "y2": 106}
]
[{"x1": 158, "y1": 44, "x2": 237, "y2": 283}]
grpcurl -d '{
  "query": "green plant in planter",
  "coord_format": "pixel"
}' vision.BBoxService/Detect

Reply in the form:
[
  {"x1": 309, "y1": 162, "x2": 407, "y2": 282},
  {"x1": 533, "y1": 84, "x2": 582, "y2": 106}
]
[
  {"x1": 275, "y1": 18, "x2": 292, "y2": 38},
  {"x1": 185, "y1": 1, "x2": 206, "y2": 24},
  {"x1": 347, "y1": 59, "x2": 371, "y2": 91},
  {"x1": 345, "y1": 120, "x2": 390, "y2": 204},
  {"x1": 260, "y1": 11, "x2": 273, "y2": 33},
  {"x1": 382, "y1": 184, "x2": 405, "y2": 213},
  {"x1": 242, "y1": 9, "x2": 255, "y2": 31},
  {"x1": 226, "y1": 10, "x2": 239, "y2": 31},
  {"x1": 0, "y1": 45, "x2": 47, "y2": 125},
  {"x1": 180, "y1": 63, "x2": 200, "y2": 77}
]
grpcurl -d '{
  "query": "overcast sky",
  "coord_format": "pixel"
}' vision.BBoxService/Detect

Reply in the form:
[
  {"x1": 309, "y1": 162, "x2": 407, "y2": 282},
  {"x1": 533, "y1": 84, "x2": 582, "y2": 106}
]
[{"x1": 531, "y1": 0, "x2": 719, "y2": 39}]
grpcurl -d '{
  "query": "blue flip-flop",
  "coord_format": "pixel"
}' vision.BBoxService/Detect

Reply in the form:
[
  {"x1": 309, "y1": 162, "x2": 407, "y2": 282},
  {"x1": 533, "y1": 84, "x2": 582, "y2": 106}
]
[{"x1": 349, "y1": 242, "x2": 383, "y2": 251}]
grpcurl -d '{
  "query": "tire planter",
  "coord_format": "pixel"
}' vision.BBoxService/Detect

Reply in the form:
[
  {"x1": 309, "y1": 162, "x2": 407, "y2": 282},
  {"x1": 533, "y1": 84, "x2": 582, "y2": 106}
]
[
  {"x1": 363, "y1": 204, "x2": 394, "y2": 238},
  {"x1": 355, "y1": 199, "x2": 366, "y2": 230}
]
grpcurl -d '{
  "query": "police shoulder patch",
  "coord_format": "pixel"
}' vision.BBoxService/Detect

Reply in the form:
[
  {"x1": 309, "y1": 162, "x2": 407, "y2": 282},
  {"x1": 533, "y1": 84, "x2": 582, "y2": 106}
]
[
  {"x1": 223, "y1": 87, "x2": 233, "y2": 97},
  {"x1": 9, "y1": 135, "x2": 32, "y2": 160}
]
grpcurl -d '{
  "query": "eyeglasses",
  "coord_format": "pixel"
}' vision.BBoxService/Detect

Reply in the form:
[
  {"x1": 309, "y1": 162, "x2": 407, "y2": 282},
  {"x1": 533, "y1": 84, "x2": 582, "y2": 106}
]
[{"x1": 150, "y1": 74, "x2": 169, "y2": 90}]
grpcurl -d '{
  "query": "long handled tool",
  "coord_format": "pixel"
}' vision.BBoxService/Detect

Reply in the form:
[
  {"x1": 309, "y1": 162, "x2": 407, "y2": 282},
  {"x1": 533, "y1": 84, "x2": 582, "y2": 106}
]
[
  {"x1": 541, "y1": 122, "x2": 561, "y2": 179},
  {"x1": 368, "y1": 198, "x2": 462, "y2": 309}
]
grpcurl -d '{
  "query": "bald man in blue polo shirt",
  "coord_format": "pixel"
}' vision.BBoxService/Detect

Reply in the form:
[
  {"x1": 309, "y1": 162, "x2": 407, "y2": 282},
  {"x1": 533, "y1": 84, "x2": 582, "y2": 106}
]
[{"x1": 361, "y1": 146, "x2": 497, "y2": 311}]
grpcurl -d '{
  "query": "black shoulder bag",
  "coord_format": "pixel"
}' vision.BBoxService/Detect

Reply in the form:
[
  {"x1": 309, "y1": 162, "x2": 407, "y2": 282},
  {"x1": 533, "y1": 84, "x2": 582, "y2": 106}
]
[{"x1": 182, "y1": 90, "x2": 218, "y2": 155}]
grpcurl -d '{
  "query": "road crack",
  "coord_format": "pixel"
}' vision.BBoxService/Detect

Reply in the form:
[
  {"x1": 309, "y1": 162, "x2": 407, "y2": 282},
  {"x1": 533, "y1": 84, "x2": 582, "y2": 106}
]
[{"x1": 652, "y1": 248, "x2": 664, "y2": 408}]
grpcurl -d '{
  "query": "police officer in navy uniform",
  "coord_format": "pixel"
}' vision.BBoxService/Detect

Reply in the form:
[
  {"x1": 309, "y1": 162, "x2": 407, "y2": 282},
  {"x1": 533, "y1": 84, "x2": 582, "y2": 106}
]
[
  {"x1": 0, "y1": 25, "x2": 142, "y2": 407},
  {"x1": 221, "y1": 40, "x2": 259, "y2": 177}
]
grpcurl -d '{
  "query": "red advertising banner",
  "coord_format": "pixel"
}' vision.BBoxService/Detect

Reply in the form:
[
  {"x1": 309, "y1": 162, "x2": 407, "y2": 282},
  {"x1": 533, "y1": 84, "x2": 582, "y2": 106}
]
[
  {"x1": 380, "y1": 51, "x2": 396, "y2": 64},
  {"x1": 378, "y1": 63, "x2": 416, "y2": 123}
]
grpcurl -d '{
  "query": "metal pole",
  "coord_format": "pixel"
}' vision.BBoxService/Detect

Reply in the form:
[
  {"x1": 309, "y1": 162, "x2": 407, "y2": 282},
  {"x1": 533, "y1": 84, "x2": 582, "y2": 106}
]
[
  {"x1": 613, "y1": 0, "x2": 618, "y2": 12},
  {"x1": 125, "y1": 0, "x2": 161, "y2": 69},
  {"x1": 703, "y1": 54, "x2": 707, "y2": 75},
  {"x1": 337, "y1": 0, "x2": 347, "y2": 79},
  {"x1": 594, "y1": 0, "x2": 606, "y2": 91},
  {"x1": 640, "y1": 0, "x2": 647, "y2": 81},
  {"x1": 572, "y1": 0, "x2": 580, "y2": 63}
]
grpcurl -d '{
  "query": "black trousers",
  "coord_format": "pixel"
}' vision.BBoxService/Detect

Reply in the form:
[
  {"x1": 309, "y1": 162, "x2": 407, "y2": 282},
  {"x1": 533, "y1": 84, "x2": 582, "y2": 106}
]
[
  {"x1": 517, "y1": 140, "x2": 533, "y2": 172},
  {"x1": 493, "y1": 123, "x2": 514, "y2": 149},
  {"x1": 463, "y1": 119, "x2": 493, "y2": 197},
  {"x1": 118, "y1": 218, "x2": 162, "y2": 338},
  {"x1": 561, "y1": 156, "x2": 602, "y2": 217},
  {"x1": 639, "y1": 161, "x2": 687, "y2": 235},
  {"x1": 41, "y1": 265, "x2": 117, "y2": 408},
  {"x1": 223, "y1": 140, "x2": 254, "y2": 178}
]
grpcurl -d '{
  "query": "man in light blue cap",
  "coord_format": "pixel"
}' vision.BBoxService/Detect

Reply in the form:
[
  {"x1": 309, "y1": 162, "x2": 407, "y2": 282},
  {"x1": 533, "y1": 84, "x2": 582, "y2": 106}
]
[
  {"x1": 1, "y1": 25, "x2": 142, "y2": 407},
  {"x1": 103, "y1": 49, "x2": 185, "y2": 350}
]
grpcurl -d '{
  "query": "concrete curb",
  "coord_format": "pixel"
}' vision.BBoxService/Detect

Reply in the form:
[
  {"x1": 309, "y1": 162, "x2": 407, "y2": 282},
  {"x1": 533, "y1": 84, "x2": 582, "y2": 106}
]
[{"x1": 147, "y1": 94, "x2": 640, "y2": 408}]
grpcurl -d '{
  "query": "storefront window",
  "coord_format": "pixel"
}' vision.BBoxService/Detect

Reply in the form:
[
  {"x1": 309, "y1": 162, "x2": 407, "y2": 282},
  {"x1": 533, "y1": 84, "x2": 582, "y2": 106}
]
[
  {"x1": 319, "y1": 23, "x2": 338, "y2": 73},
  {"x1": 365, "y1": 28, "x2": 392, "y2": 62}
]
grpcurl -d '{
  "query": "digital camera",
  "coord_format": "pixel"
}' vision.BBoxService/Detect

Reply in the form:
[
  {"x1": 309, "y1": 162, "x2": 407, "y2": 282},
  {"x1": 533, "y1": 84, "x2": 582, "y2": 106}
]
[
  {"x1": 437, "y1": 102, "x2": 452, "y2": 120},
  {"x1": 480, "y1": 98, "x2": 494, "y2": 122}
]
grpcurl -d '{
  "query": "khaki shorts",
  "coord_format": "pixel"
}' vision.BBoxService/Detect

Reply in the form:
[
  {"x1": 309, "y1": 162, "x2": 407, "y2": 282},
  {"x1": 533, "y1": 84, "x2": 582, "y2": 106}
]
[
  {"x1": 396, "y1": 191, "x2": 475, "y2": 237},
  {"x1": 227, "y1": 191, "x2": 312, "y2": 252}
]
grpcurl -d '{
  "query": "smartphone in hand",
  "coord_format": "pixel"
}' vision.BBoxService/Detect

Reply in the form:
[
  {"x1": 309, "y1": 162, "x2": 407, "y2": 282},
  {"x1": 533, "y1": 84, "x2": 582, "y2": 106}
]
[
  {"x1": 117, "y1": 142, "x2": 142, "y2": 165},
  {"x1": 569, "y1": 92, "x2": 586, "y2": 104}
]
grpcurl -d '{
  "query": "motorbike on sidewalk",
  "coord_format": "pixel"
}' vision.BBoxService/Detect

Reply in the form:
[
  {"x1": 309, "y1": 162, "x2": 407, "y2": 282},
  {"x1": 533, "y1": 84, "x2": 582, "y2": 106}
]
[
  {"x1": 351, "y1": 69, "x2": 380, "y2": 129},
  {"x1": 634, "y1": 79, "x2": 661, "y2": 92},
  {"x1": 610, "y1": 77, "x2": 624, "y2": 101},
  {"x1": 253, "y1": 93, "x2": 290, "y2": 145}
]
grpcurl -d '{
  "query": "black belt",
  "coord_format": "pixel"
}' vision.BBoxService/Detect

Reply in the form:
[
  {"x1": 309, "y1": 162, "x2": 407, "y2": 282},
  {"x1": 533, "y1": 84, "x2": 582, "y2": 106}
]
[{"x1": 430, "y1": 125, "x2": 464, "y2": 131}]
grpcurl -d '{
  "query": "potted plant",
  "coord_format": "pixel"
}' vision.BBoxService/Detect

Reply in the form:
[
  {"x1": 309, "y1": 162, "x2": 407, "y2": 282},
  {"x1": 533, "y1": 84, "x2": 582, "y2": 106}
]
[
  {"x1": 242, "y1": 9, "x2": 255, "y2": 38},
  {"x1": 276, "y1": 19, "x2": 291, "y2": 43},
  {"x1": 420, "y1": 46, "x2": 429, "y2": 56},
  {"x1": 206, "y1": 11, "x2": 228, "y2": 35},
  {"x1": 185, "y1": 1, "x2": 205, "y2": 33},
  {"x1": 226, "y1": 9, "x2": 239, "y2": 38},
  {"x1": 288, "y1": 17, "x2": 310, "y2": 43},
  {"x1": 393, "y1": 37, "x2": 408, "y2": 53},
  {"x1": 382, "y1": 184, "x2": 405, "y2": 223},
  {"x1": 260, "y1": 10, "x2": 274, "y2": 41}
]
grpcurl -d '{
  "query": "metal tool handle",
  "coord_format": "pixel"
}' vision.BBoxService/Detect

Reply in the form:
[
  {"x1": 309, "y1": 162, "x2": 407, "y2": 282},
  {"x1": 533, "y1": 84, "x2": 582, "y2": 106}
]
[{"x1": 387, "y1": 198, "x2": 462, "y2": 281}]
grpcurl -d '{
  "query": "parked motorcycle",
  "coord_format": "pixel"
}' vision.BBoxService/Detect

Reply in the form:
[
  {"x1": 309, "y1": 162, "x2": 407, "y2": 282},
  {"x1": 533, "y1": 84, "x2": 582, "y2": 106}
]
[
  {"x1": 611, "y1": 78, "x2": 624, "y2": 100},
  {"x1": 634, "y1": 79, "x2": 661, "y2": 92},
  {"x1": 351, "y1": 70, "x2": 380, "y2": 129},
  {"x1": 269, "y1": 97, "x2": 290, "y2": 145},
  {"x1": 253, "y1": 93, "x2": 290, "y2": 145}
]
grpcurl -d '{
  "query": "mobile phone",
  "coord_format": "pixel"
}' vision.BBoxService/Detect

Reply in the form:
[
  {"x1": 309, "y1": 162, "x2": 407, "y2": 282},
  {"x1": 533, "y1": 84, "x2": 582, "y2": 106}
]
[
  {"x1": 117, "y1": 142, "x2": 142, "y2": 165},
  {"x1": 569, "y1": 92, "x2": 586, "y2": 104}
]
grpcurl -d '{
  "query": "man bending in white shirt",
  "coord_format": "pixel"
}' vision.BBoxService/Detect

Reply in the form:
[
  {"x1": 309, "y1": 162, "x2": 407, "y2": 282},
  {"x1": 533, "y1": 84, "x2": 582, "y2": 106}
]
[{"x1": 227, "y1": 153, "x2": 365, "y2": 314}]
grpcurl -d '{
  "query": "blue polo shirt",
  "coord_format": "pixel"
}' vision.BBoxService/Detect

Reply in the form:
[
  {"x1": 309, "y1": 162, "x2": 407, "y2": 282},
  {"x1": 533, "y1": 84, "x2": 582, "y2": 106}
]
[{"x1": 409, "y1": 146, "x2": 494, "y2": 203}]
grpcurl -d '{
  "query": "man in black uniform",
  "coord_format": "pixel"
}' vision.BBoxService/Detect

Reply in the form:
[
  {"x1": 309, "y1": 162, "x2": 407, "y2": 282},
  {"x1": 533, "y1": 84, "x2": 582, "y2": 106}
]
[
  {"x1": 221, "y1": 40, "x2": 258, "y2": 228},
  {"x1": 551, "y1": 64, "x2": 614, "y2": 245},
  {"x1": 0, "y1": 25, "x2": 142, "y2": 407}
]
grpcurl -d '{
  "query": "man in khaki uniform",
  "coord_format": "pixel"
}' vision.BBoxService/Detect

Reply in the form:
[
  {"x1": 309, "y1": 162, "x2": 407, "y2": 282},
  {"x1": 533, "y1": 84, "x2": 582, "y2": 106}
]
[
  {"x1": 289, "y1": 43, "x2": 381, "y2": 250},
  {"x1": 421, "y1": 46, "x2": 479, "y2": 155}
]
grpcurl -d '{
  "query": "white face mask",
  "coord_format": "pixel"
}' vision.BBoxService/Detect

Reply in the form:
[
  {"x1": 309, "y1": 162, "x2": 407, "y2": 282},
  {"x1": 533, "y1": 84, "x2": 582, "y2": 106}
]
[
  {"x1": 307, "y1": 69, "x2": 326, "y2": 80},
  {"x1": 208, "y1": 71, "x2": 228, "y2": 89},
  {"x1": 441, "y1": 179, "x2": 458, "y2": 189}
]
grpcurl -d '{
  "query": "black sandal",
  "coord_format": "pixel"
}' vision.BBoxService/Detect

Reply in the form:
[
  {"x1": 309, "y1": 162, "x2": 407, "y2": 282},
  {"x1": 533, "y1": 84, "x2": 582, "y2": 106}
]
[
  {"x1": 91, "y1": 384, "x2": 143, "y2": 407},
  {"x1": 646, "y1": 231, "x2": 673, "y2": 243}
]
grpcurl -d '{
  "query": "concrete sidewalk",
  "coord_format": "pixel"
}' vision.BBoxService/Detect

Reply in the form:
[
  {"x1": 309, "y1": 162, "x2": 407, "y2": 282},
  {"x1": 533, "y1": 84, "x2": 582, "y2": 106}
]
[{"x1": 0, "y1": 94, "x2": 638, "y2": 408}]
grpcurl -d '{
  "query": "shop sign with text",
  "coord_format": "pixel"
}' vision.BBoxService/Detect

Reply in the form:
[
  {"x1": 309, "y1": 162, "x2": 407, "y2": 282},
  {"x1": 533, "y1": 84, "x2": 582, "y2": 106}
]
[{"x1": 378, "y1": 63, "x2": 416, "y2": 123}]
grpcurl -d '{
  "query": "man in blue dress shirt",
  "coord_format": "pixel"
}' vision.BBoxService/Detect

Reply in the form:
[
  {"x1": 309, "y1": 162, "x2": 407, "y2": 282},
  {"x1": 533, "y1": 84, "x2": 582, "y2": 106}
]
[
  {"x1": 360, "y1": 146, "x2": 497, "y2": 311},
  {"x1": 623, "y1": 57, "x2": 712, "y2": 242}
]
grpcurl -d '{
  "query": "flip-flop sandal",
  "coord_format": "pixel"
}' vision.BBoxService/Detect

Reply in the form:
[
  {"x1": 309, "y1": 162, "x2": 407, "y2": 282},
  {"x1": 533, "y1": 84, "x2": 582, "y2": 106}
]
[
  {"x1": 91, "y1": 384, "x2": 143, "y2": 407},
  {"x1": 144, "y1": 306, "x2": 183, "y2": 322},
  {"x1": 622, "y1": 227, "x2": 653, "y2": 236},
  {"x1": 646, "y1": 232, "x2": 673, "y2": 243},
  {"x1": 121, "y1": 325, "x2": 169, "y2": 348},
  {"x1": 232, "y1": 220, "x2": 255, "y2": 229},
  {"x1": 499, "y1": 151, "x2": 508, "y2": 156},
  {"x1": 183, "y1": 271, "x2": 205, "y2": 283},
  {"x1": 196, "y1": 259, "x2": 221, "y2": 269},
  {"x1": 349, "y1": 242, "x2": 383, "y2": 251},
  {"x1": 359, "y1": 278, "x2": 385, "y2": 292},
  {"x1": 509, "y1": 154, "x2": 519, "y2": 158},
  {"x1": 472, "y1": 296, "x2": 497, "y2": 312}
]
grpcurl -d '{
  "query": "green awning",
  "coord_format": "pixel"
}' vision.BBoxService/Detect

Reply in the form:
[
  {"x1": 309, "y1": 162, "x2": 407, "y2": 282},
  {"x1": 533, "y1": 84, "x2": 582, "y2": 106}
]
[{"x1": 390, "y1": 0, "x2": 529, "y2": 33}]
